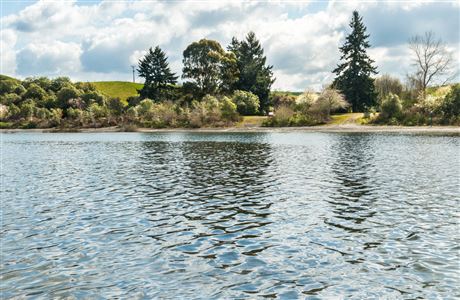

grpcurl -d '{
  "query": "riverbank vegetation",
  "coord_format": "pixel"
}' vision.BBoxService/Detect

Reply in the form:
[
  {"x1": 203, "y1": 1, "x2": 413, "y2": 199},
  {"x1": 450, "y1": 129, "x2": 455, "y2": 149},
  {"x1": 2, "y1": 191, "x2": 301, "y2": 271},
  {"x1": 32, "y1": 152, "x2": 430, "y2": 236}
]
[{"x1": 0, "y1": 11, "x2": 458, "y2": 129}]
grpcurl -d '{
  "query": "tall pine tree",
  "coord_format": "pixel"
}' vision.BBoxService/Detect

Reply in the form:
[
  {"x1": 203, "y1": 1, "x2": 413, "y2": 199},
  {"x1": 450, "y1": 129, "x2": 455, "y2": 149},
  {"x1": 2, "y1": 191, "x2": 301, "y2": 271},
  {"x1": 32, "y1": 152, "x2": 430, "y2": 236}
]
[
  {"x1": 138, "y1": 46, "x2": 178, "y2": 101},
  {"x1": 333, "y1": 11, "x2": 377, "y2": 112},
  {"x1": 228, "y1": 32, "x2": 275, "y2": 113}
]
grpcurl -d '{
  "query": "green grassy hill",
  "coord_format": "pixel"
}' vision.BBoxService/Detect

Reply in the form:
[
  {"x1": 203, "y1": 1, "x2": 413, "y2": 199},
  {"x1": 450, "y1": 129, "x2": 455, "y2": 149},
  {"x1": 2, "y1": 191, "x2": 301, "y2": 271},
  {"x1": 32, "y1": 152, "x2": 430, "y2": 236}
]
[
  {"x1": 91, "y1": 81, "x2": 143, "y2": 101},
  {"x1": 0, "y1": 74, "x2": 21, "y2": 83}
]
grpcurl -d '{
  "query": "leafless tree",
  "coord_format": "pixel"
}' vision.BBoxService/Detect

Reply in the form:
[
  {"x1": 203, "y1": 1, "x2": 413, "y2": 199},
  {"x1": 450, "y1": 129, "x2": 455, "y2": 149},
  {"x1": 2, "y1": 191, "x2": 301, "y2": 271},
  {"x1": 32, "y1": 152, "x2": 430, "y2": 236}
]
[{"x1": 409, "y1": 31, "x2": 456, "y2": 96}]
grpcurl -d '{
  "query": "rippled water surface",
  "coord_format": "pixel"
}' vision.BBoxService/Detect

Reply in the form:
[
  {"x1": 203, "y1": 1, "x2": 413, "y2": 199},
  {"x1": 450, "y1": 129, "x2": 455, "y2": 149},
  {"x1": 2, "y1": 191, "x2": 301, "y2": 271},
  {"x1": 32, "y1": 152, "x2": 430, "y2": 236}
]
[{"x1": 1, "y1": 132, "x2": 459, "y2": 299}]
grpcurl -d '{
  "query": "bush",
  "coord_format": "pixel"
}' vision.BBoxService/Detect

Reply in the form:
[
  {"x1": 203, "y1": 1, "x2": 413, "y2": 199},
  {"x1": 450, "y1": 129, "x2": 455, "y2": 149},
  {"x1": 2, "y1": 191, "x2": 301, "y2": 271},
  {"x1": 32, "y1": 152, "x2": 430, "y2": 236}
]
[
  {"x1": 19, "y1": 100, "x2": 36, "y2": 120},
  {"x1": 380, "y1": 93, "x2": 402, "y2": 121},
  {"x1": 136, "y1": 99, "x2": 155, "y2": 120},
  {"x1": 81, "y1": 90, "x2": 106, "y2": 106},
  {"x1": 441, "y1": 84, "x2": 460, "y2": 118},
  {"x1": 24, "y1": 83, "x2": 47, "y2": 101},
  {"x1": 6, "y1": 104, "x2": 20, "y2": 120},
  {"x1": 296, "y1": 90, "x2": 318, "y2": 108},
  {"x1": 0, "y1": 121, "x2": 13, "y2": 129},
  {"x1": 88, "y1": 103, "x2": 108, "y2": 119},
  {"x1": 270, "y1": 93, "x2": 297, "y2": 108},
  {"x1": 35, "y1": 107, "x2": 52, "y2": 120},
  {"x1": 232, "y1": 90, "x2": 260, "y2": 115},
  {"x1": 374, "y1": 74, "x2": 403, "y2": 103},
  {"x1": 264, "y1": 105, "x2": 294, "y2": 126},
  {"x1": 0, "y1": 79, "x2": 20, "y2": 95},
  {"x1": 50, "y1": 77, "x2": 72, "y2": 92},
  {"x1": 126, "y1": 106, "x2": 138, "y2": 122},
  {"x1": 220, "y1": 96, "x2": 239, "y2": 122},
  {"x1": 311, "y1": 88, "x2": 348, "y2": 122},
  {"x1": 57, "y1": 86, "x2": 81, "y2": 108},
  {"x1": 107, "y1": 97, "x2": 127, "y2": 116},
  {"x1": 0, "y1": 93, "x2": 21, "y2": 105}
]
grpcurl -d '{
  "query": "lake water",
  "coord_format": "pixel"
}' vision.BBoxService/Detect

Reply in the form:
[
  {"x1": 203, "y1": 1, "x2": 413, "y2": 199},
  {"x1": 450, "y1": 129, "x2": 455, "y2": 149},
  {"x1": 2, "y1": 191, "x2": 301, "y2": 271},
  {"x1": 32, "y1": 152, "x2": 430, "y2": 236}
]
[{"x1": 1, "y1": 132, "x2": 459, "y2": 299}]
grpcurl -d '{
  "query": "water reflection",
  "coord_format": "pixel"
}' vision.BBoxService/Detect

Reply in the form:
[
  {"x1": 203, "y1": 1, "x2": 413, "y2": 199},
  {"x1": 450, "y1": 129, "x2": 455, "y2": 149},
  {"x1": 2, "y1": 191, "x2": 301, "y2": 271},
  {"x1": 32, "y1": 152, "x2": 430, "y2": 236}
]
[
  {"x1": 1, "y1": 132, "x2": 459, "y2": 299},
  {"x1": 328, "y1": 133, "x2": 376, "y2": 234}
]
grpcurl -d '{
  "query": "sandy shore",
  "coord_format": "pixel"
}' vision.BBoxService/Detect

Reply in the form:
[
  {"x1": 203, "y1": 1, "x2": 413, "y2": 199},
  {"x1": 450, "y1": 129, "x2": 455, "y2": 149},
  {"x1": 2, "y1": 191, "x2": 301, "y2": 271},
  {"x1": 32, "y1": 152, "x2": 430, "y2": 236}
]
[{"x1": 1, "y1": 124, "x2": 459, "y2": 134}]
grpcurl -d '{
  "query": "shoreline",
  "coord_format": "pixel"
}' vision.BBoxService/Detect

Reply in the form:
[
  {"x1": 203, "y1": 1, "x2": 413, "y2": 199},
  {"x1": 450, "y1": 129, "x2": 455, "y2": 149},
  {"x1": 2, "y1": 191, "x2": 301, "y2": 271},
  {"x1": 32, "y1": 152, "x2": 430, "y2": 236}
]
[{"x1": 1, "y1": 124, "x2": 460, "y2": 134}]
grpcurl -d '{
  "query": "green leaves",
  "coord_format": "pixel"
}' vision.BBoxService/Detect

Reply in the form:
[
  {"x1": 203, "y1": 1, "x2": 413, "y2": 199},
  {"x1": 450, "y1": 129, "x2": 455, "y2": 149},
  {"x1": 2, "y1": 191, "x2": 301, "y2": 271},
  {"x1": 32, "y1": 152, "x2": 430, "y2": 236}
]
[
  {"x1": 333, "y1": 11, "x2": 378, "y2": 112},
  {"x1": 138, "y1": 46, "x2": 178, "y2": 101}
]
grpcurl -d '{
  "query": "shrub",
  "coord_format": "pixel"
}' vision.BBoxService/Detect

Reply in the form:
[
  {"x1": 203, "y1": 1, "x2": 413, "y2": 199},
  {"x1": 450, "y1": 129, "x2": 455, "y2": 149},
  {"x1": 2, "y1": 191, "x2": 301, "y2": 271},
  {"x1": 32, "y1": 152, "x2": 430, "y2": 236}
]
[
  {"x1": 271, "y1": 93, "x2": 297, "y2": 108},
  {"x1": 88, "y1": 103, "x2": 108, "y2": 119},
  {"x1": 136, "y1": 99, "x2": 155, "y2": 120},
  {"x1": 0, "y1": 121, "x2": 13, "y2": 129},
  {"x1": 126, "y1": 106, "x2": 138, "y2": 122},
  {"x1": 441, "y1": 84, "x2": 460, "y2": 118},
  {"x1": 380, "y1": 93, "x2": 402, "y2": 121},
  {"x1": 24, "y1": 83, "x2": 47, "y2": 101},
  {"x1": 6, "y1": 104, "x2": 20, "y2": 120},
  {"x1": 312, "y1": 88, "x2": 348, "y2": 121},
  {"x1": 220, "y1": 96, "x2": 239, "y2": 122},
  {"x1": 50, "y1": 77, "x2": 72, "y2": 92},
  {"x1": 296, "y1": 90, "x2": 318, "y2": 108},
  {"x1": 19, "y1": 100, "x2": 36, "y2": 120},
  {"x1": 150, "y1": 101, "x2": 178, "y2": 127},
  {"x1": 127, "y1": 96, "x2": 141, "y2": 107},
  {"x1": 0, "y1": 79, "x2": 20, "y2": 95},
  {"x1": 232, "y1": 90, "x2": 260, "y2": 115},
  {"x1": 81, "y1": 90, "x2": 106, "y2": 106},
  {"x1": 374, "y1": 74, "x2": 403, "y2": 103},
  {"x1": 266, "y1": 105, "x2": 295, "y2": 126},
  {"x1": 57, "y1": 86, "x2": 81, "y2": 108},
  {"x1": 49, "y1": 108, "x2": 63, "y2": 126},
  {"x1": 0, "y1": 93, "x2": 21, "y2": 105},
  {"x1": 107, "y1": 97, "x2": 127, "y2": 116},
  {"x1": 35, "y1": 107, "x2": 52, "y2": 120}
]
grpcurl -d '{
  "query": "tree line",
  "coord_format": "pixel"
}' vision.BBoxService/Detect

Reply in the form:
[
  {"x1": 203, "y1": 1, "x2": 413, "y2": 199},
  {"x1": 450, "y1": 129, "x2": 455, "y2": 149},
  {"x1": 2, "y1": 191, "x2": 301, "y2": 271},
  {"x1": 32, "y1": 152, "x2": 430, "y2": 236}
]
[
  {"x1": 137, "y1": 32, "x2": 274, "y2": 113},
  {"x1": 0, "y1": 11, "x2": 458, "y2": 129}
]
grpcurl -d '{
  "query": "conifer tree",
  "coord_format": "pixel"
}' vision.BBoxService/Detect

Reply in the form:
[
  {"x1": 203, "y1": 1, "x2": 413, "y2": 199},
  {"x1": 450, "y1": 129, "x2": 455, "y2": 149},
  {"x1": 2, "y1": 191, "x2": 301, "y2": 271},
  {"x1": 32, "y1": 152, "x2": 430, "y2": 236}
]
[
  {"x1": 333, "y1": 11, "x2": 377, "y2": 112},
  {"x1": 137, "y1": 46, "x2": 178, "y2": 100},
  {"x1": 229, "y1": 32, "x2": 275, "y2": 113}
]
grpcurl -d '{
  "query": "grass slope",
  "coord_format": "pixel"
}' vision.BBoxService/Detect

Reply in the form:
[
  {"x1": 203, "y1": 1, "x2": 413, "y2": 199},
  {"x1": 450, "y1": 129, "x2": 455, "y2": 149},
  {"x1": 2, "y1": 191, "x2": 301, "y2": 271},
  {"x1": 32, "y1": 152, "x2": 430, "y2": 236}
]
[
  {"x1": 91, "y1": 81, "x2": 143, "y2": 101},
  {"x1": 0, "y1": 74, "x2": 20, "y2": 83}
]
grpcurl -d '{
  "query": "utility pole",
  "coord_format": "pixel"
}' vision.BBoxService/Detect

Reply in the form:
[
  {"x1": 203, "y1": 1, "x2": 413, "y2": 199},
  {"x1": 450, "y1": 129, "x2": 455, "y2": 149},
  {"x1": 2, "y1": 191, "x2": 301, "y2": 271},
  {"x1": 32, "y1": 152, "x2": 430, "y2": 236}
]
[{"x1": 131, "y1": 65, "x2": 135, "y2": 83}]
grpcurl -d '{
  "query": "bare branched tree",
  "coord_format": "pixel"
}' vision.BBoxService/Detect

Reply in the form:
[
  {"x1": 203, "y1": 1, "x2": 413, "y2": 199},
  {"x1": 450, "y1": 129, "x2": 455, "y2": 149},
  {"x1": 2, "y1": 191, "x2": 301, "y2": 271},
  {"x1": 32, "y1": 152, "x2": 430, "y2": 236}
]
[{"x1": 409, "y1": 32, "x2": 455, "y2": 96}]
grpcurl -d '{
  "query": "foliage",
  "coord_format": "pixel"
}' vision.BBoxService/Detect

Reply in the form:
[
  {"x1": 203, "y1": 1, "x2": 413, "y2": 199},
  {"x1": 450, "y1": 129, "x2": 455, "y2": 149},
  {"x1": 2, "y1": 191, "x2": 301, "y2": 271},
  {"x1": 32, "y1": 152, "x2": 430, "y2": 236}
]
[
  {"x1": 106, "y1": 97, "x2": 127, "y2": 116},
  {"x1": 379, "y1": 93, "x2": 403, "y2": 121},
  {"x1": 23, "y1": 83, "x2": 47, "y2": 101},
  {"x1": 440, "y1": 84, "x2": 460, "y2": 118},
  {"x1": 232, "y1": 90, "x2": 260, "y2": 115},
  {"x1": 310, "y1": 88, "x2": 349, "y2": 122},
  {"x1": 228, "y1": 32, "x2": 275, "y2": 113},
  {"x1": 333, "y1": 11, "x2": 378, "y2": 112},
  {"x1": 137, "y1": 46, "x2": 178, "y2": 100},
  {"x1": 271, "y1": 93, "x2": 297, "y2": 109},
  {"x1": 374, "y1": 74, "x2": 403, "y2": 104},
  {"x1": 264, "y1": 87, "x2": 348, "y2": 126},
  {"x1": 182, "y1": 39, "x2": 238, "y2": 97},
  {"x1": 220, "y1": 96, "x2": 239, "y2": 121},
  {"x1": 57, "y1": 86, "x2": 80, "y2": 108}
]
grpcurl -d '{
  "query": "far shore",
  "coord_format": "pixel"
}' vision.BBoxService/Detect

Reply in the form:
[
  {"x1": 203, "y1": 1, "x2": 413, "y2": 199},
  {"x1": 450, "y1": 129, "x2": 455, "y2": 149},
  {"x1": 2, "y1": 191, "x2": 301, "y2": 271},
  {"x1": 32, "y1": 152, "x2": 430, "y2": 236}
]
[{"x1": 2, "y1": 124, "x2": 459, "y2": 134}]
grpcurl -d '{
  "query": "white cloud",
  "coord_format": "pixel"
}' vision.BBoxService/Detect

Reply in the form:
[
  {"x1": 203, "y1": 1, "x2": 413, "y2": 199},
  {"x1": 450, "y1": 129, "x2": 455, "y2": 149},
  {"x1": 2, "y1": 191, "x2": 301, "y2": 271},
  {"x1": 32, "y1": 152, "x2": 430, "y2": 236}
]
[
  {"x1": 1, "y1": 0, "x2": 458, "y2": 90},
  {"x1": 16, "y1": 41, "x2": 82, "y2": 76},
  {"x1": 1, "y1": 29, "x2": 17, "y2": 75}
]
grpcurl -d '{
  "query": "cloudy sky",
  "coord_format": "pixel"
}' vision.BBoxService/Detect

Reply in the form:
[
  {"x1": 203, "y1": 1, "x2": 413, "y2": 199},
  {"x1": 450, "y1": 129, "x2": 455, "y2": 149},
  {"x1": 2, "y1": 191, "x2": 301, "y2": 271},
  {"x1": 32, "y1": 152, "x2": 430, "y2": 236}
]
[{"x1": 1, "y1": 0, "x2": 459, "y2": 91}]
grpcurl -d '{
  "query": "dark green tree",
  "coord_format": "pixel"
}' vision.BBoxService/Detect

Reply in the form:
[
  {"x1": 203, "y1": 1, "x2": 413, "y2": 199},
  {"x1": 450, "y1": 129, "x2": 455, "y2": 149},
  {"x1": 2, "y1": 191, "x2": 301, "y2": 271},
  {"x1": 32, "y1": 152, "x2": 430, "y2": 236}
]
[
  {"x1": 138, "y1": 46, "x2": 178, "y2": 101},
  {"x1": 333, "y1": 11, "x2": 378, "y2": 112},
  {"x1": 228, "y1": 32, "x2": 275, "y2": 113},
  {"x1": 182, "y1": 39, "x2": 238, "y2": 97}
]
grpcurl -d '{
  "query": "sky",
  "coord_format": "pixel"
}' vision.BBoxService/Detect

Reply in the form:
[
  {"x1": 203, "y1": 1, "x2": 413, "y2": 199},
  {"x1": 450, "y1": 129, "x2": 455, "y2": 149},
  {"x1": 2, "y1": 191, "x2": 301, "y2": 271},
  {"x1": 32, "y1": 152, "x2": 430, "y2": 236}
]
[{"x1": 1, "y1": 0, "x2": 459, "y2": 91}]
